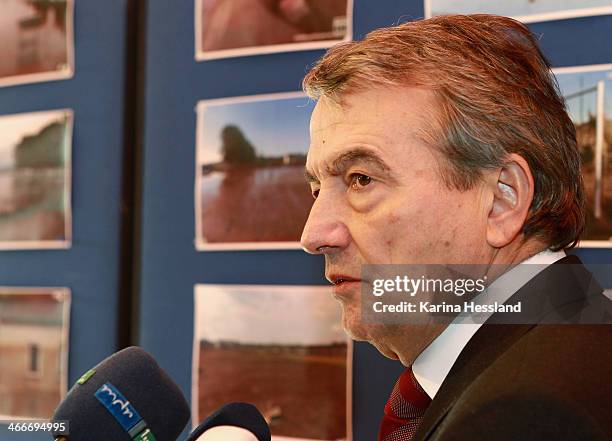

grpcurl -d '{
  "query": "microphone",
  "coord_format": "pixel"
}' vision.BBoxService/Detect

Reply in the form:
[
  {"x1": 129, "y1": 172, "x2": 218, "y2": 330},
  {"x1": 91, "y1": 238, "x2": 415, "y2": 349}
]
[
  {"x1": 186, "y1": 402, "x2": 271, "y2": 441},
  {"x1": 50, "y1": 346, "x2": 190, "y2": 441}
]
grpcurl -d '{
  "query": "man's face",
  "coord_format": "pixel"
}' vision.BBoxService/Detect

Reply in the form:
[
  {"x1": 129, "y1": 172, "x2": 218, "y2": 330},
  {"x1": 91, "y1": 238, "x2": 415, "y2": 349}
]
[{"x1": 301, "y1": 86, "x2": 493, "y2": 365}]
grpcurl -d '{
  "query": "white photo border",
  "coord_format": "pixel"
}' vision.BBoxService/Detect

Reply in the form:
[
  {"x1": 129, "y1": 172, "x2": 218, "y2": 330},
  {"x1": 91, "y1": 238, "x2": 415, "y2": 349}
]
[
  {"x1": 423, "y1": 1, "x2": 612, "y2": 24},
  {"x1": 0, "y1": 108, "x2": 73, "y2": 250},
  {"x1": 191, "y1": 284, "x2": 354, "y2": 441},
  {"x1": 0, "y1": 286, "x2": 71, "y2": 421},
  {"x1": 194, "y1": 0, "x2": 354, "y2": 61},
  {"x1": 0, "y1": 0, "x2": 75, "y2": 88},
  {"x1": 194, "y1": 91, "x2": 310, "y2": 251}
]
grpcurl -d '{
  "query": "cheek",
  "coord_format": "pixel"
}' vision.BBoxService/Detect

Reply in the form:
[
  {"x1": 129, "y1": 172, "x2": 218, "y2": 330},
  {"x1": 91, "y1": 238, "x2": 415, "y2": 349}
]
[
  {"x1": 366, "y1": 191, "x2": 483, "y2": 262},
  {"x1": 346, "y1": 181, "x2": 487, "y2": 263},
  {"x1": 352, "y1": 200, "x2": 431, "y2": 261},
  {"x1": 347, "y1": 187, "x2": 383, "y2": 213}
]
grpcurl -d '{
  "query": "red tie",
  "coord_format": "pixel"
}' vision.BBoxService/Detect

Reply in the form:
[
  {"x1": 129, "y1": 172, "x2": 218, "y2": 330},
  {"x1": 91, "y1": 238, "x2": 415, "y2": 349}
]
[{"x1": 378, "y1": 367, "x2": 432, "y2": 441}]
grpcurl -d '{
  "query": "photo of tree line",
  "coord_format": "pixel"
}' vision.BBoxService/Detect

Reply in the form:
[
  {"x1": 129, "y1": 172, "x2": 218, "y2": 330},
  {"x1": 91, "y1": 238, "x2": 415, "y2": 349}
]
[
  {"x1": 196, "y1": 93, "x2": 314, "y2": 249},
  {"x1": 0, "y1": 110, "x2": 72, "y2": 248}
]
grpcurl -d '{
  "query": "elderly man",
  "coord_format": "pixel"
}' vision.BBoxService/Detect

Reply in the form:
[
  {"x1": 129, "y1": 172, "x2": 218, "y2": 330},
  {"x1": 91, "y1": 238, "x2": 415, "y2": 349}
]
[{"x1": 300, "y1": 14, "x2": 611, "y2": 441}]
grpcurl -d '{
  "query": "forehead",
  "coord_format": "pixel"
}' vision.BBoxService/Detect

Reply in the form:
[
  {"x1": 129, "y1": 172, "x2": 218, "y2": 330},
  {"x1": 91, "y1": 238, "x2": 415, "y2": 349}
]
[{"x1": 308, "y1": 87, "x2": 438, "y2": 164}]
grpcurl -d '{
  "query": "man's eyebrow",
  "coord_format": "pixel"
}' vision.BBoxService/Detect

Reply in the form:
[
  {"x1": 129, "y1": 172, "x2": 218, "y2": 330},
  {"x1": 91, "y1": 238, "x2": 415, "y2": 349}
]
[
  {"x1": 327, "y1": 148, "x2": 391, "y2": 176},
  {"x1": 304, "y1": 147, "x2": 393, "y2": 184}
]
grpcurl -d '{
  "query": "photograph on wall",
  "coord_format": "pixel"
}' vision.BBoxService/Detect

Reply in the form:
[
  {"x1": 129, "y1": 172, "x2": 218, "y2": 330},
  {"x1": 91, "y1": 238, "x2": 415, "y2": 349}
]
[
  {"x1": 195, "y1": 92, "x2": 314, "y2": 250},
  {"x1": 195, "y1": 0, "x2": 353, "y2": 60},
  {"x1": 0, "y1": 288, "x2": 70, "y2": 420},
  {"x1": 424, "y1": 0, "x2": 612, "y2": 23},
  {"x1": 192, "y1": 284, "x2": 352, "y2": 441},
  {"x1": 0, "y1": 109, "x2": 73, "y2": 249},
  {"x1": 554, "y1": 64, "x2": 612, "y2": 246},
  {"x1": 0, "y1": 0, "x2": 74, "y2": 88}
]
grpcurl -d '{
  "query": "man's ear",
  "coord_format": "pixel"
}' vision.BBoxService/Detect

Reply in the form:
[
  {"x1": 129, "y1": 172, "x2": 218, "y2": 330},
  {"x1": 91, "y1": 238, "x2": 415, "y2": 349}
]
[{"x1": 486, "y1": 153, "x2": 534, "y2": 248}]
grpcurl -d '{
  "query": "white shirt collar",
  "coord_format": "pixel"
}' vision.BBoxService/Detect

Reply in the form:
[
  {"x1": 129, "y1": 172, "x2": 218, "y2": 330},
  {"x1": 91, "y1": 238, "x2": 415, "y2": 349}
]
[{"x1": 412, "y1": 249, "x2": 566, "y2": 399}]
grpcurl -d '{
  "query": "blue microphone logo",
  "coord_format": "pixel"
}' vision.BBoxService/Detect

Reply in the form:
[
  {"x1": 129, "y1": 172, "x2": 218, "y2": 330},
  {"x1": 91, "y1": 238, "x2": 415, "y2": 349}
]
[{"x1": 95, "y1": 382, "x2": 142, "y2": 431}]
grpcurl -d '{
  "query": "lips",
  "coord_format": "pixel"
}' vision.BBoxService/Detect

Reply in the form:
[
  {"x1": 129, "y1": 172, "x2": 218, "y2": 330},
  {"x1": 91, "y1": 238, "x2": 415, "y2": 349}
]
[
  {"x1": 327, "y1": 273, "x2": 360, "y2": 285},
  {"x1": 327, "y1": 274, "x2": 361, "y2": 298}
]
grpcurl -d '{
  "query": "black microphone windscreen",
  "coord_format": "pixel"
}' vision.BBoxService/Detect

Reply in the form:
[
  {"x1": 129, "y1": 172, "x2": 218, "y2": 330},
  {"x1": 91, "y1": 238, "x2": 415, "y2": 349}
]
[
  {"x1": 51, "y1": 346, "x2": 189, "y2": 441},
  {"x1": 186, "y1": 402, "x2": 271, "y2": 441}
]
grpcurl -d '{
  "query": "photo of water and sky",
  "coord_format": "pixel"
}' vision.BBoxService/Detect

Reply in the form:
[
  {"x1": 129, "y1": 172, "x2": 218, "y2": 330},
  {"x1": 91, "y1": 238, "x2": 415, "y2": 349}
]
[
  {"x1": 196, "y1": 93, "x2": 315, "y2": 249},
  {"x1": 0, "y1": 110, "x2": 72, "y2": 248}
]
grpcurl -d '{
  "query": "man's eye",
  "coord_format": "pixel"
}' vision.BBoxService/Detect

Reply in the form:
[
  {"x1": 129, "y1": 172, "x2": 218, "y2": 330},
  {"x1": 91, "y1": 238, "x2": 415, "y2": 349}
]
[
  {"x1": 312, "y1": 189, "x2": 320, "y2": 199},
  {"x1": 349, "y1": 173, "x2": 372, "y2": 190}
]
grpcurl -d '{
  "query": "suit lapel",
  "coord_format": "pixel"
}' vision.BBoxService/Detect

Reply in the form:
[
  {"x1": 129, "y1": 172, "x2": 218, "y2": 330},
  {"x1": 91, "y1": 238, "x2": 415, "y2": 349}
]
[
  {"x1": 414, "y1": 255, "x2": 600, "y2": 440},
  {"x1": 415, "y1": 322, "x2": 534, "y2": 440}
]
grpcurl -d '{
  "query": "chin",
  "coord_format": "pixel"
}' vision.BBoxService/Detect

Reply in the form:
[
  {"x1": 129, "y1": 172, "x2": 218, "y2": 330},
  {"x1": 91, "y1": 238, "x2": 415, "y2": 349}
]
[
  {"x1": 360, "y1": 333, "x2": 401, "y2": 361},
  {"x1": 341, "y1": 310, "x2": 370, "y2": 341},
  {"x1": 344, "y1": 327, "x2": 370, "y2": 342}
]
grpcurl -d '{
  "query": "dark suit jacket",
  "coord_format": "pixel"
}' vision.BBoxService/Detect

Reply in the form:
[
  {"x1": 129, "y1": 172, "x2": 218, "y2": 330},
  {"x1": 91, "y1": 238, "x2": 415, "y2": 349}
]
[{"x1": 414, "y1": 255, "x2": 612, "y2": 441}]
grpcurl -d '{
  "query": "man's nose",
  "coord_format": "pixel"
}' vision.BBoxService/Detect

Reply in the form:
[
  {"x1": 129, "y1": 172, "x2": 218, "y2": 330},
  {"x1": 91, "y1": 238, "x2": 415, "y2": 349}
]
[{"x1": 300, "y1": 193, "x2": 351, "y2": 255}]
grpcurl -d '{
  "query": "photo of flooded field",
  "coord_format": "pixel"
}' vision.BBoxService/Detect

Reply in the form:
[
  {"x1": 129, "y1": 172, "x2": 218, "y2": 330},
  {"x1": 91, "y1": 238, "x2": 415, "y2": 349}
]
[
  {"x1": 193, "y1": 284, "x2": 350, "y2": 440},
  {"x1": 0, "y1": 0, "x2": 73, "y2": 87},
  {"x1": 425, "y1": 0, "x2": 612, "y2": 22},
  {"x1": 196, "y1": 0, "x2": 352, "y2": 60},
  {"x1": 0, "y1": 288, "x2": 70, "y2": 419},
  {"x1": 0, "y1": 109, "x2": 72, "y2": 249},
  {"x1": 555, "y1": 66, "x2": 612, "y2": 245},
  {"x1": 195, "y1": 93, "x2": 315, "y2": 250}
]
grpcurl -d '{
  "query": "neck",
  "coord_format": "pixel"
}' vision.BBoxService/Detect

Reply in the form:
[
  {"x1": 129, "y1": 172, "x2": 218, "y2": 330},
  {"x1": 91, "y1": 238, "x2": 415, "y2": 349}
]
[{"x1": 485, "y1": 236, "x2": 550, "y2": 281}]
